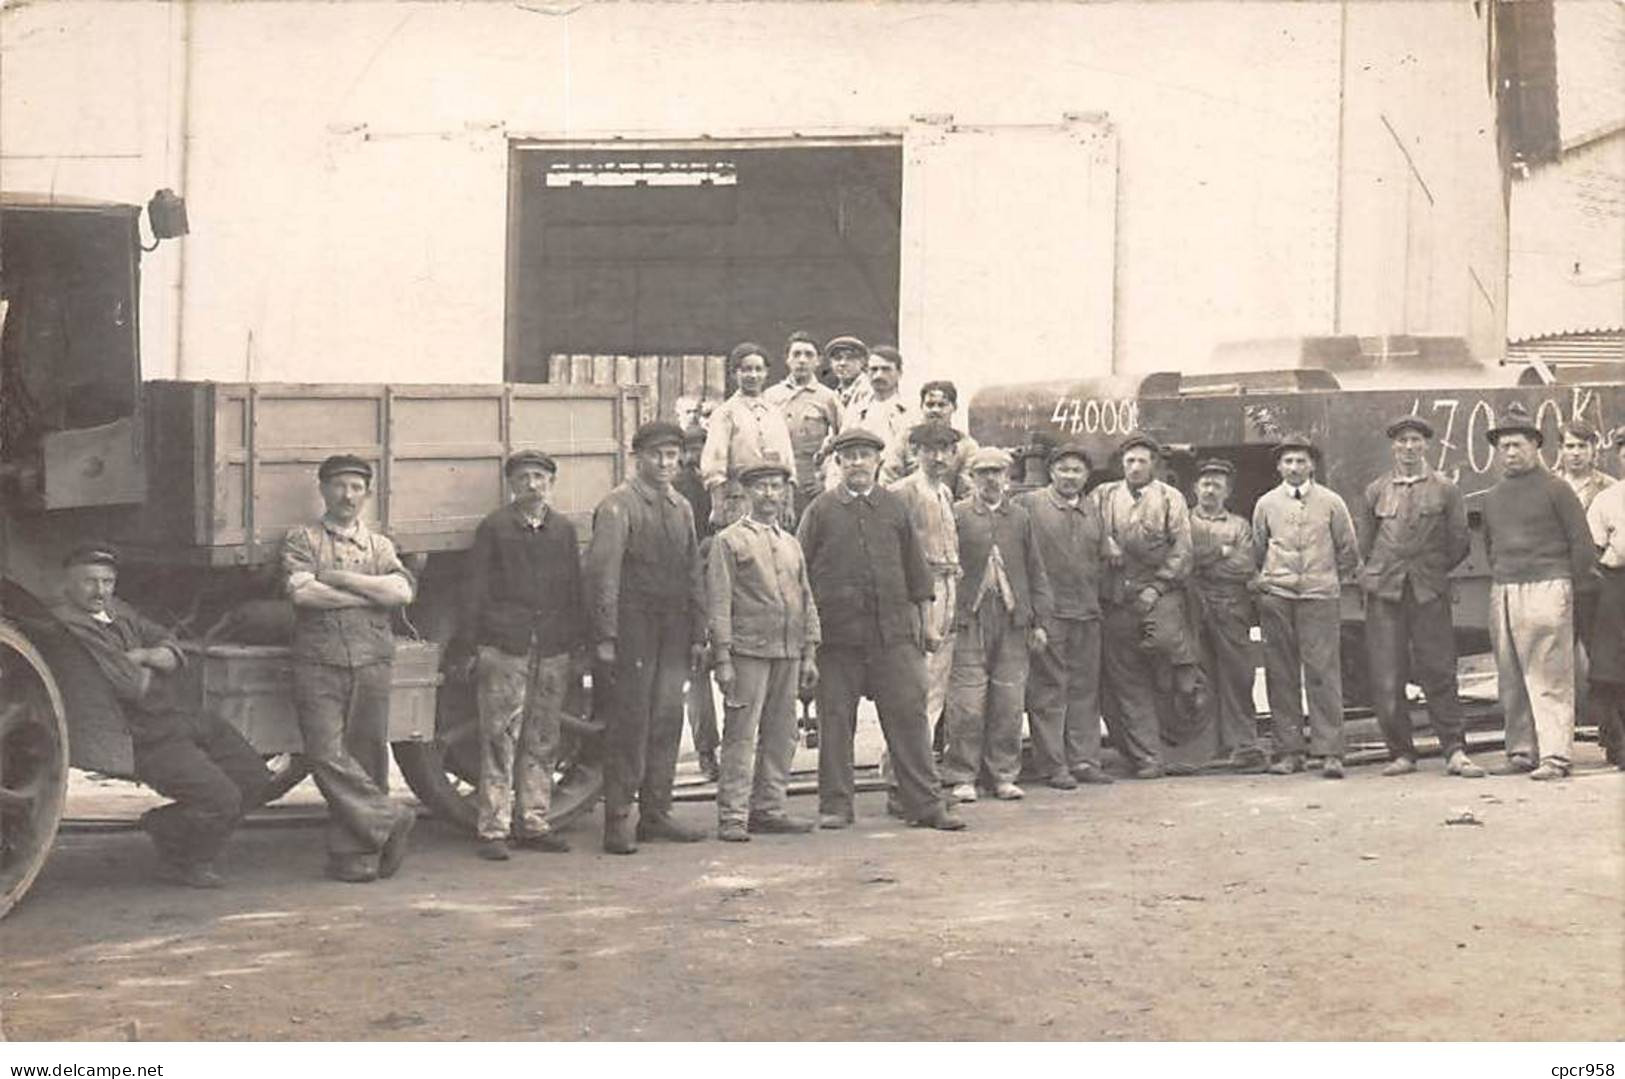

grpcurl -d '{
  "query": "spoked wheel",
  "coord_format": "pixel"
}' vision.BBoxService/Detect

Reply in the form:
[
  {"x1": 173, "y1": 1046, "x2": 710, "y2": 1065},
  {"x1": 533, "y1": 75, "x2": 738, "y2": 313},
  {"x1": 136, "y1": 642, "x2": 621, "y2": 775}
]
[
  {"x1": 0, "y1": 621, "x2": 69, "y2": 919},
  {"x1": 393, "y1": 668, "x2": 603, "y2": 833},
  {"x1": 258, "y1": 753, "x2": 310, "y2": 805}
]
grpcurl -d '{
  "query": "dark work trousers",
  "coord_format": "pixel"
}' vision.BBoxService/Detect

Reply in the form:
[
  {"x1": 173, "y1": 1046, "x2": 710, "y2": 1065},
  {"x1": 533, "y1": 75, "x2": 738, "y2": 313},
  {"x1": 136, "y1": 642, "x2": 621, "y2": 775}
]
[
  {"x1": 686, "y1": 670, "x2": 720, "y2": 759},
  {"x1": 1026, "y1": 617, "x2": 1103, "y2": 777},
  {"x1": 293, "y1": 661, "x2": 400, "y2": 859},
  {"x1": 1195, "y1": 589, "x2": 1260, "y2": 757},
  {"x1": 816, "y1": 641, "x2": 946, "y2": 822},
  {"x1": 602, "y1": 608, "x2": 691, "y2": 822},
  {"x1": 1258, "y1": 594, "x2": 1345, "y2": 758},
  {"x1": 1100, "y1": 603, "x2": 1164, "y2": 770},
  {"x1": 133, "y1": 715, "x2": 270, "y2": 865},
  {"x1": 1364, "y1": 582, "x2": 1466, "y2": 760}
]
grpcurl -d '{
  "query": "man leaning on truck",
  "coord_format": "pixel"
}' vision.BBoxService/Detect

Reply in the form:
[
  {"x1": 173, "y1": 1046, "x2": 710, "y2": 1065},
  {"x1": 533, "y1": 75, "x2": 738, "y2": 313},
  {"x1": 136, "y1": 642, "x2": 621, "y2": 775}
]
[{"x1": 282, "y1": 454, "x2": 417, "y2": 883}]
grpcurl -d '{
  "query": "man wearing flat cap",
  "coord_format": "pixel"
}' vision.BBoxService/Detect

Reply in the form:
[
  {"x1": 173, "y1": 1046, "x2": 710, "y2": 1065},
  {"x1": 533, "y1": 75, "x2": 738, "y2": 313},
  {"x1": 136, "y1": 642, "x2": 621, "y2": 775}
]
[
  {"x1": 1250, "y1": 432, "x2": 1360, "y2": 778},
  {"x1": 1188, "y1": 458, "x2": 1267, "y2": 773},
  {"x1": 707, "y1": 460, "x2": 821, "y2": 841},
  {"x1": 51, "y1": 545, "x2": 269, "y2": 887},
  {"x1": 1358, "y1": 415, "x2": 1481, "y2": 779},
  {"x1": 1479, "y1": 403, "x2": 1596, "y2": 780},
  {"x1": 587, "y1": 421, "x2": 709, "y2": 852},
  {"x1": 881, "y1": 380, "x2": 980, "y2": 496},
  {"x1": 822, "y1": 335, "x2": 872, "y2": 410},
  {"x1": 1584, "y1": 425, "x2": 1625, "y2": 769},
  {"x1": 798, "y1": 426, "x2": 965, "y2": 831},
  {"x1": 1093, "y1": 431, "x2": 1205, "y2": 779},
  {"x1": 1017, "y1": 442, "x2": 1114, "y2": 788},
  {"x1": 453, "y1": 449, "x2": 584, "y2": 860},
  {"x1": 282, "y1": 454, "x2": 418, "y2": 882},
  {"x1": 940, "y1": 446, "x2": 1053, "y2": 802}
]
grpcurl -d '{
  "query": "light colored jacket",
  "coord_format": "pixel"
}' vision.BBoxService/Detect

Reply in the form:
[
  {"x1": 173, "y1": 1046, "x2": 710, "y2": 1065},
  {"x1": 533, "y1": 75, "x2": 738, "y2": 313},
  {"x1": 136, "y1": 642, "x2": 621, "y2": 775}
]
[
  {"x1": 1251, "y1": 481, "x2": 1361, "y2": 599},
  {"x1": 707, "y1": 515, "x2": 821, "y2": 660}
]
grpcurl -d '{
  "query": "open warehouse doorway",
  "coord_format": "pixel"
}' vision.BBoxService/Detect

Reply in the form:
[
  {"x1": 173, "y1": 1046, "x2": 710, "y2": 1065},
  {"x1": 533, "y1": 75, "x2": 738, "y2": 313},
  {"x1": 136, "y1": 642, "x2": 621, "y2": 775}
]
[{"x1": 504, "y1": 138, "x2": 902, "y2": 412}]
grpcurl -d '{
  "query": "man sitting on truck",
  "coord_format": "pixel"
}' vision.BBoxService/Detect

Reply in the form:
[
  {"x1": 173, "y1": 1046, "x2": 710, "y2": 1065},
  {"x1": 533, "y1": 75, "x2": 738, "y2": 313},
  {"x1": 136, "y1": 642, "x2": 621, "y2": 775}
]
[
  {"x1": 282, "y1": 454, "x2": 418, "y2": 883},
  {"x1": 52, "y1": 544, "x2": 269, "y2": 888}
]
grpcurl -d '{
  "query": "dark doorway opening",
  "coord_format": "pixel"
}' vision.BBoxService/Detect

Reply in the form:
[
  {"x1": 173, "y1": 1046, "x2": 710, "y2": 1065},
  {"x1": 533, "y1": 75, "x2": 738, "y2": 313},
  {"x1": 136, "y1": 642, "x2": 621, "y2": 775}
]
[{"x1": 505, "y1": 141, "x2": 902, "y2": 386}]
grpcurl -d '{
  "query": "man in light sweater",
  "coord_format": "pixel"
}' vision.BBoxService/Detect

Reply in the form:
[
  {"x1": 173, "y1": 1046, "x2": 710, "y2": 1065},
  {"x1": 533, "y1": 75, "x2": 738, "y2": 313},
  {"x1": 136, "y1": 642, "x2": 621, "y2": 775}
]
[
  {"x1": 1250, "y1": 432, "x2": 1361, "y2": 779},
  {"x1": 1480, "y1": 403, "x2": 1597, "y2": 780}
]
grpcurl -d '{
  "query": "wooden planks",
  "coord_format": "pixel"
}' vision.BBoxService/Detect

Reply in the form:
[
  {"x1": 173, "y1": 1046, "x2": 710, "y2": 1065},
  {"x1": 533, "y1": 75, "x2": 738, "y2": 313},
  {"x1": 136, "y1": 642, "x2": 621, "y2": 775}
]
[{"x1": 545, "y1": 352, "x2": 727, "y2": 424}]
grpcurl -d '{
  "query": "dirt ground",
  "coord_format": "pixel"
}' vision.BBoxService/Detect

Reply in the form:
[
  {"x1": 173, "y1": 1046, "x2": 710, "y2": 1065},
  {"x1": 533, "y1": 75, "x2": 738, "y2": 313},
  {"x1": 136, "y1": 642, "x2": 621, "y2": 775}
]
[{"x1": 3, "y1": 735, "x2": 1622, "y2": 1042}]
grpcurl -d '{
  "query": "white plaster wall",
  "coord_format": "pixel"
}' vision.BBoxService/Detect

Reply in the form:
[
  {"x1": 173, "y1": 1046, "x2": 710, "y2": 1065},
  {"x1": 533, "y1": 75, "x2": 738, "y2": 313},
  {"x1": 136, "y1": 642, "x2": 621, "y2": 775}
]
[{"x1": 2, "y1": 1, "x2": 1507, "y2": 393}]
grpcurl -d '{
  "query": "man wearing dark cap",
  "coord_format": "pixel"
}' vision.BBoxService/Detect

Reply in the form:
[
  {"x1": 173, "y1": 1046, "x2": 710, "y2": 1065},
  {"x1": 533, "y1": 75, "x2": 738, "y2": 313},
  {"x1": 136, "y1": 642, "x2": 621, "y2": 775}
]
[
  {"x1": 822, "y1": 335, "x2": 872, "y2": 410},
  {"x1": 587, "y1": 421, "x2": 709, "y2": 852},
  {"x1": 764, "y1": 331, "x2": 843, "y2": 524},
  {"x1": 1250, "y1": 432, "x2": 1361, "y2": 778},
  {"x1": 1094, "y1": 431, "x2": 1204, "y2": 779},
  {"x1": 706, "y1": 461, "x2": 821, "y2": 841},
  {"x1": 797, "y1": 426, "x2": 965, "y2": 831},
  {"x1": 51, "y1": 546, "x2": 269, "y2": 887},
  {"x1": 1018, "y1": 442, "x2": 1114, "y2": 788},
  {"x1": 453, "y1": 449, "x2": 584, "y2": 860},
  {"x1": 881, "y1": 381, "x2": 980, "y2": 495},
  {"x1": 1584, "y1": 425, "x2": 1625, "y2": 768},
  {"x1": 281, "y1": 454, "x2": 418, "y2": 882},
  {"x1": 1359, "y1": 415, "x2": 1481, "y2": 778},
  {"x1": 1480, "y1": 403, "x2": 1596, "y2": 780},
  {"x1": 676, "y1": 421, "x2": 721, "y2": 782},
  {"x1": 1188, "y1": 458, "x2": 1267, "y2": 773}
]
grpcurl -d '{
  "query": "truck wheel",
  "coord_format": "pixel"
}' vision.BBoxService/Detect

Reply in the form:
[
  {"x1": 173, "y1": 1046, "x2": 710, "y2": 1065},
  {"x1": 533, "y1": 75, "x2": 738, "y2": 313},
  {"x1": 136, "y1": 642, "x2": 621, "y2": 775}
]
[
  {"x1": 392, "y1": 675, "x2": 603, "y2": 833},
  {"x1": 258, "y1": 753, "x2": 310, "y2": 805},
  {"x1": 0, "y1": 621, "x2": 69, "y2": 919}
]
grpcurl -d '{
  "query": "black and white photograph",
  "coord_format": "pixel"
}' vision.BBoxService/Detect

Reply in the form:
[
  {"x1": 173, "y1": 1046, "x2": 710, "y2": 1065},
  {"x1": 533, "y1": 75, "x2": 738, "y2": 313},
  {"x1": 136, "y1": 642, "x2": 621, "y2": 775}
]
[{"x1": 0, "y1": 0, "x2": 1620, "y2": 1068}]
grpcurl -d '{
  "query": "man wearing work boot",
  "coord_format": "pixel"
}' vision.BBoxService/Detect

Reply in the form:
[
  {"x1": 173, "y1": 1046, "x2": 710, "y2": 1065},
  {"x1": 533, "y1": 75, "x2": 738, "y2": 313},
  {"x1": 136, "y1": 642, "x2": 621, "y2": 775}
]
[
  {"x1": 1094, "y1": 432, "x2": 1205, "y2": 779},
  {"x1": 52, "y1": 545, "x2": 269, "y2": 888},
  {"x1": 1480, "y1": 404, "x2": 1597, "y2": 781},
  {"x1": 455, "y1": 449, "x2": 583, "y2": 861},
  {"x1": 1358, "y1": 415, "x2": 1482, "y2": 780},
  {"x1": 941, "y1": 447, "x2": 1053, "y2": 803},
  {"x1": 797, "y1": 427, "x2": 965, "y2": 832},
  {"x1": 1250, "y1": 433, "x2": 1361, "y2": 779},
  {"x1": 282, "y1": 455, "x2": 418, "y2": 882},
  {"x1": 1187, "y1": 459, "x2": 1268, "y2": 774},
  {"x1": 587, "y1": 421, "x2": 709, "y2": 852},
  {"x1": 1019, "y1": 442, "x2": 1115, "y2": 789},
  {"x1": 707, "y1": 461, "x2": 821, "y2": 842}
]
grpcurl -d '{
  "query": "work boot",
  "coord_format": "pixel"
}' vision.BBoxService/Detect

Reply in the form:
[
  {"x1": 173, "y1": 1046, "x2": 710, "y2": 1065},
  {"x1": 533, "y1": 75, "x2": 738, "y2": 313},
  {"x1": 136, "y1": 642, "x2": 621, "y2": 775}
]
[
  {"x1": 1446, "y1": 750, "x2": 1485, "y2": 779},
  {"x1": 1268, "y1": 755, "x2": 1304, "y2": 776},
  {"x1": 1164, "y1": 762, "x2": 1199, "y2": 777},
  {"x1": 1133, "y1": 764, "x2": 1164, "y2": 780},
  {"x1": 1491, "y1": 754, "x2": 1535, "y2": 776},
  {"x1": 325, "y1": 854, "x2": 379, "y2": 883},
  {"x1": 1382, "y1": 757, "x2": 1417, "y2": 776},
  {"x1": 1071, "y1": 763, "x2": 1116, "y2": 785},
  {"x1": 1048, "y1": 771, "x2": 1079, "y2": 791},
  {"x1": 514, "y1": 832, "x2": 570, "y2": 853},
  {"x1": 378, "y1": 810, "x2": 415, "y2": 880},
  {"x1": 1528, "y1": 760, "x2": 1570, "y2": 781},
  {"x1": 697, "y1": 750, "x2": 720, "y2": 783},
  {"x1": 603, "y1": 814, "x2": 638, "y2": 854},
  {"x1": 718, "y1": 820, "x2": 751, "y2": 843},
  {"x1": 476, "y1": 838, "x2": 511, "y2": 861},
  {"x1": 1321, "y1": 756, "x2": 1345, "y2": 779},
  {"x1": 1228, "y1": 748, "x2": 1268, "y2": 775},
  {"x1": 637, "y1": 814, "x2": 706, "y2": 843},
  {"x1": 155, "y1": 858, "x2": 225, "y2": 889},
  {"x1": 950, "y1": 782, "x2": 978, "y2": 803},
  {"x1": 992, "y1": 782, "x2": 1025, "y2": 801},
  {"x1": 818, "y1": 812, "x2": 853, "y2": 830},
  {"x1": 909, "y1": 805, "x2": 968, "y2": 831},
  {"x1": 748, "y1": 812, "x2": 816, "y2": 835}
]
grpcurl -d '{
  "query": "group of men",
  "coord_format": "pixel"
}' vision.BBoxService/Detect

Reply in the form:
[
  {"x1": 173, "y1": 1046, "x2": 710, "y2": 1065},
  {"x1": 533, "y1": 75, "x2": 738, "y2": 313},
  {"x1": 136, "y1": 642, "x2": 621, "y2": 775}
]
[{"x1": 51, "y1": 329, "x2": 1625, "y2": 887}]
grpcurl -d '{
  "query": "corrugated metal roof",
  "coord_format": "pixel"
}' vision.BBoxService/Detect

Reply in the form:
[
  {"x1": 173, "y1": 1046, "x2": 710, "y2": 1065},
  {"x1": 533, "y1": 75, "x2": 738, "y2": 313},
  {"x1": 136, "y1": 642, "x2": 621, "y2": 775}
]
[{"x1": 1506, "y1": 328, "x2": 1625, "y2": 366}]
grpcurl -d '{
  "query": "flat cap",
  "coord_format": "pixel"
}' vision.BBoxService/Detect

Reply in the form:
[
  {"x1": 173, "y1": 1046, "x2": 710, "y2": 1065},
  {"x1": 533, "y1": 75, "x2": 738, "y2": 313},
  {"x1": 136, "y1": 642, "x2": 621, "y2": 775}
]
[
  {"x1": 1118, "y1": 431, "x2": 1163, "y2": 458},
  {"x1": 1385, "y1": 414, "x2": 1435, "y2": 440},
  {"x1": 63, "y1": 543, "x2": 119, "y2": 569},
  {"x1": 504, "y1": 448, "x2": 557, "y2": 476},
  {"x1": 824, "y1": 335, "x2": 868, "y2": 358},
  {"x1": 967, "y1": 446, "x2": 1015, "y2": 472},
  {"x1": 1047, "y1": 441, "x2": 1094, "y2": 468},
  {"x1": 1195, "y1": 457, "x2": 1235, "y2": 478},
  {"x1": 907, "y1": 421, "x2": 963, "y2": 449},
  {"x1": 318, "y1": 454, "x2": 373, "y2": 482},
  {"x1": 631, "y1": 421, "x2": 685, "y2": 452},
  {"x1": 829, "y1": 427, "x2": 886, "y2": 454},
  {"x1": 1485, "y1": 402, "x2": 1542, "y2": 447},
  {"x1": 736, "y1": 460, "x2": 792, "y2": 485},
  {"x1": 1271, "y1": 431, "x2": 1320, "y2": 460}
]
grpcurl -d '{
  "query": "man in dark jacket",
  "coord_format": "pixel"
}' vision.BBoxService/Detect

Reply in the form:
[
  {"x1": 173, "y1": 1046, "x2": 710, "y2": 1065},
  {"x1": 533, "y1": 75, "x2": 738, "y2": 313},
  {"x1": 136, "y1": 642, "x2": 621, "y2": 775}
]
[
  {"x1": 456, "y1": 449, "x2": 584, "y2": 860},
  {"x1": 52, "y1": 545, "x2": 268, "y2": 888},
  {"x1": 586, "y1": 421, "x2": 709, "y2": 853},
  {"x1": 797, "y1": 427, "x2": 965, "y2": 832}
]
